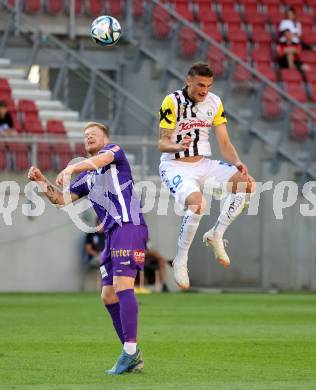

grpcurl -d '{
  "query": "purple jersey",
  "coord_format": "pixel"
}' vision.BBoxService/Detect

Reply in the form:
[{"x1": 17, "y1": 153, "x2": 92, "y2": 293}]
[{"x1": 69, "y1": 143, "x2": 146, "y2": 232}]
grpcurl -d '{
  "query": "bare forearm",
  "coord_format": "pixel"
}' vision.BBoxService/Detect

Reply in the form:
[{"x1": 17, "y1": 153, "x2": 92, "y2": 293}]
[
  {"x1": 159, "y1": 139, "x2": 183, "y2": 153},
  {"x1": 220, "y1": 143, "x2": 241, "y2": 165},
  {"x1": 38, "y1": 177, "x2": 65, "y2": 206}
]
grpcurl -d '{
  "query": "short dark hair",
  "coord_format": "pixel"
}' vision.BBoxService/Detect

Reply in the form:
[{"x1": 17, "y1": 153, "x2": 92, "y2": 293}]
[
  {"x1": 187, "y1": 62, "x2": 213, "y2": 78},
  {"x1": 0, "y1": 100, "x2": 8, "y2": 108}
]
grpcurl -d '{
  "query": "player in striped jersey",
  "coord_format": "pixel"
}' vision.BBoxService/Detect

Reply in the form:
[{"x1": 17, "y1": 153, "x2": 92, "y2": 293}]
[
  {"x1": 28, "y1": 122, "x2": 147, "y2": 375},
  {"x1": 159, "y1": 63, "x2": 255, "y2": 289}
]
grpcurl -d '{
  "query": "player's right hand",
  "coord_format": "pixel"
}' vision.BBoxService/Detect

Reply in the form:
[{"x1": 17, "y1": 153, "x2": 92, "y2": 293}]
[
  {"x1": 179, "y1": 135, "x2": 192, "y2": 151},
  {"x1": 27, "y1": 166, "x2": 44, "y2": 182}
]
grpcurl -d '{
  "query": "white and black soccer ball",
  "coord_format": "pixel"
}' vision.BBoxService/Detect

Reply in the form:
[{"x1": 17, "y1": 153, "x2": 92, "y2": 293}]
[{"x1": 90, "y1": 15, "x2": 121, "y2": 47}]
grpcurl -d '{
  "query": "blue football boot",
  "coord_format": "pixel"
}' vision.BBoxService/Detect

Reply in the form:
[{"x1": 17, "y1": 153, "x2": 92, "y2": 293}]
[{"x1": 106, "y1": 348, "x2": 143, "y2": 375}]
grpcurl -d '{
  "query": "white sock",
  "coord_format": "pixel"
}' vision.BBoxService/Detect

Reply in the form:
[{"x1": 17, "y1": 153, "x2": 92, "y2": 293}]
[
  {"x1": 176, "y1": 208, "x2": 202, "y2": 261},
  {"x1": 213, "y1": 192, "x2": 246, "y2": 238},
  {"x1": 124, "y1": 342, "x2": 137, "y2": 355}
]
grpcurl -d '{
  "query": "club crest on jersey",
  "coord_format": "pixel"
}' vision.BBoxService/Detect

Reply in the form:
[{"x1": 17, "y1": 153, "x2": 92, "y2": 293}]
[
  {"x1": 207, "y1": 109, "x2": 212, "y2": 117},
  {"x1": 133, "y1": 249, "x2": 145, "y2": 265}
]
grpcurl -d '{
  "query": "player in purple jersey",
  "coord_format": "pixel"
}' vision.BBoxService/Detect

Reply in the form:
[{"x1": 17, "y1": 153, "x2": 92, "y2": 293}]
[{"x1": 27, "y1": 122, "x2": 148, "y2": 375}]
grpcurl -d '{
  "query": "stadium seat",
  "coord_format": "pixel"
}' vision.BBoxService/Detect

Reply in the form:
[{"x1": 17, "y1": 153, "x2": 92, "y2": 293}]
[
  {"x1": 51, "y1": 143, "x2": 73, "y2": 170},
  {"x1": 221, "y1": 12, "x2": 243, "y2": 29},
  {"x1": 106, "y1": 0, "x2": 124, "y2": 17},
  {"x1": 7, "y1": 142, "x2": 29, "y2": 171},
  {"x1": 196, "y1": 8, "x2": 217, "y2": 23},
  {"x1": 24, "y1": 0, "x2": 41, "y2": 13},
  {"x1": 290, "y1": 108, "x2": 310, "y2": 140},
  {"x1": 300, "y1": 52, "x2": 316, "y2": 68},
  {"x1": 0, "y1": 142, "x2": 7, "y2": 170},
  {"x1": 134, "y1": 0, "x2": 144, "y2": 17},
  {"x1": 74, "y1": 143, "x2": 86, "y2": 157},
  {"x1": 252, "y1": 48, "x2": 272, "y2": 67},
  {"x1": 231, "y1": 46, "x2": 248, "y2": 61},
  {"x1": 201, "y1": 23, "x2": 223, "y2": 42},
  {"x1": 18, "y1": 99, "x2": 38, "y2": 114},
  {"x1": 227, "y1": 30, "x2": 248, "y2": 51},
  {"x1": 261, "y1": 87, "x2": 281, "y2": 119},
  {"x1": 206, "y1": 47, "x2": 227, "y2": 77},
  {"x1": 216, "y1": 0, "x2": 236, "y2": 14},
  {"x1": 24, "y1": 119, "x2": 45, "y2": 135},
  {"x1": 87, "y1": 0, "x2": 104, "y2": 16},
  {"x1": 37, "y1": 143, "x2": 53, "y2": 172},
  {"x1": 284, "y1": 84, "x2": 308, "y2": 103},
  {"x1": 46, "y1": 0, "x2": 64, "y2": 14},
  {"x1": 280, "y1": 69, "x2": 302, "y2": 87},
  {"x1": 11, "y1": 112, "x2": 23, "y2": 133},
  {"x1": 252, "y1": 31, "x2": 272, "y2": 50},
  {"x1": 179, "y1": 27, "x2": 199, "y2": 57},
  {"x1": 302, "y1": 32, "x2": 316, "y2": 46},
  {"x1": 256, "y1": 64, "x2": 277, "y2": 82},
  {"x1": 243, "y1": 10, "x2": 266, "y2": 26},
  {"x1": 233, "y1": 64, "x2": 253, "y2": 83},
  {"x1": 152, "y1": 6, "x2": 171, "y2": 39},
  {"x1": 174, "y1": 2, "x2": 194, "y2": 22},
  {"x1": 23, "y1": 111, "x2": 40, "y2": 122},
  {"x1": 260, "y1": 0, "x2": 281, "y2": 15},
  {"x1": 46, "y1": 119, "x2": 66, "y2": 136},
  {"x1": 239, "y1": 0, "x2": 258, "y2": 14},
  {"x1": 0, "y1": 78, "x2": 12, "y2": 95},
  {"x1": 284, "y1": 0, "x2": 304, "y2": 7}
]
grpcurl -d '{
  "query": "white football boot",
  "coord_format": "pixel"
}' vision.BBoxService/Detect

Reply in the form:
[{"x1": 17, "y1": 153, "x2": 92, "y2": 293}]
[
  {"x1": 203, "y1": 228, "x2": 230, "y2": 268},
  {"x1": 172, "y1": 256, "x2": 190, "y2": 290}
]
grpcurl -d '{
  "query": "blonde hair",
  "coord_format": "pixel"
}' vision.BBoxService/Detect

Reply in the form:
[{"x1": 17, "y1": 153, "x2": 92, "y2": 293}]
[{"x1": 84, "y1": 121, "x2": 109, "y2": 137}]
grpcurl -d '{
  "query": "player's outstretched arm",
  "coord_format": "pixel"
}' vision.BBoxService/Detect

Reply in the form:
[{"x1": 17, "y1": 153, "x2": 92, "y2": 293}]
[
  {"x1": 27, "y1": 166, "x2": 78, "y2": 206},
  {"x1": 159, "y1": 127, "x2": 192, "y2": 153},
  {"x1": 55, "y1": 152, "x2": 115, "y2": 187},
  {"x1": 215, "y1": 123, "x2": 249, "y2": 178}
]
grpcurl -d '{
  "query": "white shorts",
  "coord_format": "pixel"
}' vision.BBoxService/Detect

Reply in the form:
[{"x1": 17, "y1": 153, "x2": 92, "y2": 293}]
[{"x1": 159, "y1": 157, "x2": 238, "y2": 206}]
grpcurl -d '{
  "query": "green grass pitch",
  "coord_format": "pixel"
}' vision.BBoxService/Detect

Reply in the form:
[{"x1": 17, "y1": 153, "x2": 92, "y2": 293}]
[{"x1": 0, "y1": 293, "x2": 316, "y2": 390}]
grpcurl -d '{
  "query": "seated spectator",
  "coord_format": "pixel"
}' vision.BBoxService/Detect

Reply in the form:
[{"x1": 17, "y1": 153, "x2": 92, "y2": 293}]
[
  {"x1": 142, "y1": 240, "x2": 169, "y2": 292},
  {"x1": 0, "y1": 100, "x2": 15, "y2": 135},
  {"x1": 83, "y1": 222, "x2": 105, "y2": 268},
  {"x1": 276, "y1": 30, "x2": 310, "y2": 71},
  {"x1": 279, "y1": 7, "x2": 311, "y2": 49}
]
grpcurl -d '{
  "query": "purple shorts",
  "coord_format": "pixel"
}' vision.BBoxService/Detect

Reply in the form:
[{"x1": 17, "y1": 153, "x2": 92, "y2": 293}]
[{"x1": 99, "y1": 222, "x2": 148, "y2": 286}]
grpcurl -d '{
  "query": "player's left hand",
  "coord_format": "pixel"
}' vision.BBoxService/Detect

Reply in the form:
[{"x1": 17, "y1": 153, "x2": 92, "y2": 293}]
[
  {"x1": 56, "y1": 166, "x2": 73, "y2": 187},
  {"x1": 235, "y1": 161, "x2": 249, "y2": 179}
]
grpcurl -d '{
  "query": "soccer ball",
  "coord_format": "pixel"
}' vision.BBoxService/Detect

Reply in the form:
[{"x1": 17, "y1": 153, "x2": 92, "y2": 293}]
[{"x1": 90, "y1": 15, "x2": 121, "y2": 46}]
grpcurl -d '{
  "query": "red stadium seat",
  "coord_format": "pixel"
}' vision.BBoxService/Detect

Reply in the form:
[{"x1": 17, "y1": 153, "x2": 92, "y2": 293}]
[
  {"x1": 0, "y1": 142, "x2": 7, "y2": 170},
  {"x1": 300, "y1": 51, "x2": 316, "y2": 68},
  {"x1": 24, "y1": 120, "x2": 45, "y2": 135},
  {"x1": 37, "y1": 143, "x2": 53, "y2": 172},
  {"x1": 87, "y1": 0, "x2": 104, "y2": 16},
  {"x1": 302, "y1": 32, "x2": 316, "y2": 46},
  {"x1": 252, "y1": 48, "x2": 272, "y2": 67},
  {"x1": 239, "y1": 0, "x2": 258, "y2": 14},
  {"x1": 134, "y1": 0, "x2": 144, "y2": 17},
  {"x1": 290, "y1": 108, "x2": 310, "y2": 140},
  {"x1": 227, "y1": 29, "x2": 248, "y2": 46},
  {"x1": 152, "y1": 6, "x2": 171, "y2": 39},
  {"x1": 24, "y1": 0, "x2": 41, "y2": 13},
  {"x1": 74, "y1": 143, "x2": 87, "y2": 157},
  {"x1": 206, "y1": 48, "x2": 227, "y2": 77},
  {"x1": 18, "y1": 99, "x2": 38, "y2": 114},
  {"x1": 196, "y1": 8, "x2": 217, "y2": 23},
  {"x1": 11, "y1": 112, "x2": 23, "y2": 133},
  {"x1": 179, "y1": 27, "x2": 199, "y2": 57},
  {"x1": 51, "y1": 143, "x2": 73, "y2": 170},
  {"x1": 233, "y1": 64, "x2": 253, "y2": 82},
  {"x1": 284, "y1": 84, "x2": 308, "y2": 103},
  {"x1": 256, "y1": 64, "x2": 277, "y2": 82},
  {"x1": 23, "y1": 111, "x2": 40, "y2": 122},
  {"x1": 221, "y1": 12, "x2": 243, "y2": 28},
  {"x1": 46, "y1": 0, "x2": 64, "y2": 14},
  {"x1": 174, "y1": 2, "x2": 194, "y2": 22},
  {"x1": 284, "y1": 0, "x2": 304, "y2": 7},
  {"x1": 261, "y1": 87, "x2": 281, "y2": 119},
  {"x1": 280, "y1": 69, "x2": 302, "y2": 87},
  {"x1": 7, "y1": 142, "x2": 29, "y2": 171},
  {"x1": 106, "y1": 0, "x2": 124, "y2": 17},
  {"x1": 231, "y1": 46, "x2": 248, "y2": 61},
  {"x1": 260, "y1": 0, "x2": 281, "y2": 15},
  {"x1": 216, "y1": 0, "x2": 236, "y2": 14},
  {"x1": 0, "y1": 78, "x2": 11, "y2": 94},
  {"x1": 46, "y1": 119, "x2": 66, "y2": 136},
  {"x1": 252, "y1": 31, "x2": 272, "y2": 50},
  {"x1": 201, "y1": 23, "x2": 223, "y2": 42}
]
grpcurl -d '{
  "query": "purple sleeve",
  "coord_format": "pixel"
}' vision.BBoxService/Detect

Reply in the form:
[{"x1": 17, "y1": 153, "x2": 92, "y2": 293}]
[
  {"x1": 69, "y1": 172, "x2": 89, "y2": 198},
  {"x1": 99, "y1": 144, "x2": 124, "y2": 163}
]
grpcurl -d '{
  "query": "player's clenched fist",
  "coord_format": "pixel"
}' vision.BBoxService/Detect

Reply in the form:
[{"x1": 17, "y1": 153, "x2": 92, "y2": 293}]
[{"x1": 27, "y1": 166, "x2": 44, "y2": 182}]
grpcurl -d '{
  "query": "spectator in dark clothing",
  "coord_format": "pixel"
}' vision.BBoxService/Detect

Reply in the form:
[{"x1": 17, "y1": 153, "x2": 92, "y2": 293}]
[
  {"x1": 0, "y1": 100, "x2": 14, "y2": 135},
  {"x1": 276, "y1": 30, "x2": 310, "y2": 71},
  {"x1": 143, "y1": 240, "x2": 169, "y2": 292},
  {"x1": 84, "y1": 223, "x2": 106, "y2": 268}
]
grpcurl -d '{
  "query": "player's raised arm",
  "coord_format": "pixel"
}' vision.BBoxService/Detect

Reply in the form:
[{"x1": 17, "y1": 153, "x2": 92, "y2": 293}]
[
  {"x1": 55, "y1": 151, "x2": 114, "y2": 187},
  {"x1": 27, "y1": 166, "x2": 79, "y2": 206},
  {"x1": 158, "y1": 95, "x2": 192, "y2": 153}
]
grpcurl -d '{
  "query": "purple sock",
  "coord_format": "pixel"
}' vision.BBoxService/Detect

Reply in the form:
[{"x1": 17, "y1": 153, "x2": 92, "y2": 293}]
[
  {"x1": 116, "y1": 289, "x2": 138, "y2": 343},
  {"x1": 105, "y1": 302, "x2": 124, "y2": 344}
]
